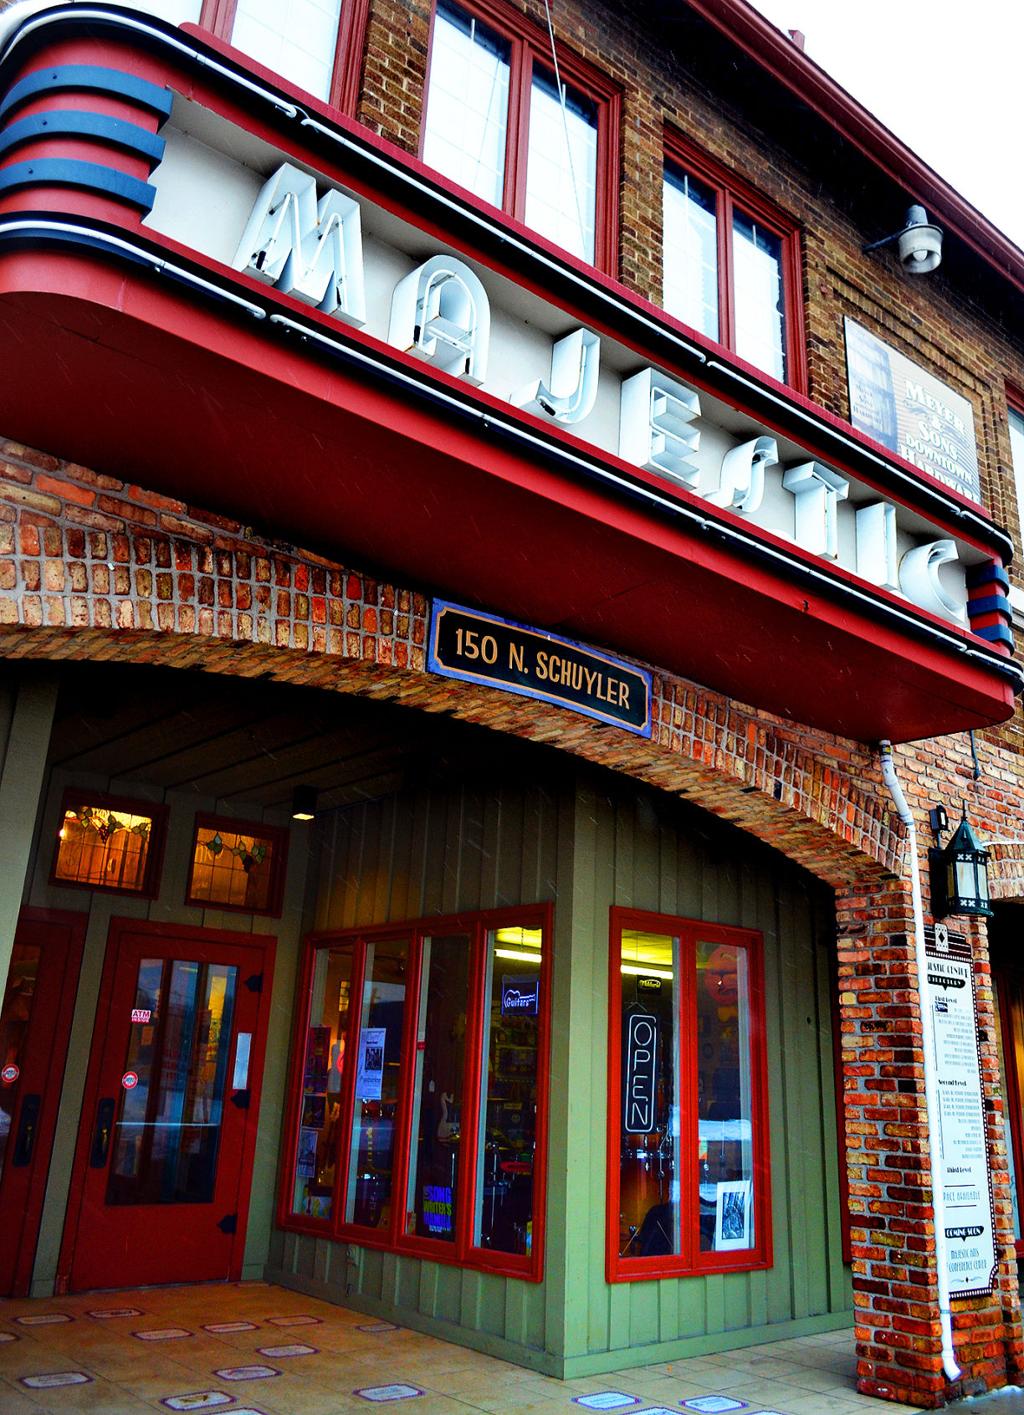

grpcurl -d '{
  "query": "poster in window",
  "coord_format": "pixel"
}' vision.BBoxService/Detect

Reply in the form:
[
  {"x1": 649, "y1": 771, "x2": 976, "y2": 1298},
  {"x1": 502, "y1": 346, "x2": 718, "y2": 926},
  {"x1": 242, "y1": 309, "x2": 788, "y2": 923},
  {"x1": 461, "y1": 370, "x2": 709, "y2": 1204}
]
[
  {"x1": 844, "y1": 318, "x2": 980, "y2": 502},
  {"x1": 296, "y1": 1127, "x2": 318, "y2": 1179},
  {"x1": 301, "y1": 1094, "x2": 326, "y2": 1129},
  {"x1": 713, "y1": 1179, "x2": 751, "y2": 1251},
  {"x1": 356, "y1": 1027, "x2": 386, "y2": 1101}
]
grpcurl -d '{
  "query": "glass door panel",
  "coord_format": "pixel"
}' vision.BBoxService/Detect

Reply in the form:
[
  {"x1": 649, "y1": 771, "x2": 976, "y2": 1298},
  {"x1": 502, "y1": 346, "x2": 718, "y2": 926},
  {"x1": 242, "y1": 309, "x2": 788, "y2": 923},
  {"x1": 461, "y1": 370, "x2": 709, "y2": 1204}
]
[
  {"x1": 106, "y1": 959, "x2": 237, "y2": 1206},
  {"x1": 0, "y1": 944, "x2": 41, "y2": 1188}
]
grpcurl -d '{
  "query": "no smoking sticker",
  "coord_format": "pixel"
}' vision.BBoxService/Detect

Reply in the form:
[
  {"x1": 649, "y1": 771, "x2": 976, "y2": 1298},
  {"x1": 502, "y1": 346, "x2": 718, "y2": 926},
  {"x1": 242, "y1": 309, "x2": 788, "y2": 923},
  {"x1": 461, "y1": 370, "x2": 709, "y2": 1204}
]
[
  {"x1": 1, "y1": 1063, "x2": 19, "y2": 1084},
  {"x1": 122, "y1": 1071, "x2": 139, "y2": 1090}
]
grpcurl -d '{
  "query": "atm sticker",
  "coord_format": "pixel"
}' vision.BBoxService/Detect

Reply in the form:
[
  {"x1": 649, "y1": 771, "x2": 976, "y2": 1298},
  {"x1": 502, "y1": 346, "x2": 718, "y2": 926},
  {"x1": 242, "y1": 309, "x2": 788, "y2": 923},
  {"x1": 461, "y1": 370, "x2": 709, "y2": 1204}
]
[{"x1": 131, "y1": 1008, "x2": 152, "y2": 1023}]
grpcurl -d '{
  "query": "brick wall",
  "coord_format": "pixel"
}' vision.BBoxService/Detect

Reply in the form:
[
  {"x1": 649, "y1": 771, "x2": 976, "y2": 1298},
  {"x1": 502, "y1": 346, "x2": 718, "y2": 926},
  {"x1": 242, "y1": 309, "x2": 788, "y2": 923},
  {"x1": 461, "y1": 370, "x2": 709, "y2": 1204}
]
[{"x1": 355, "y1": 0, "x2": 1024, "y2": 578}]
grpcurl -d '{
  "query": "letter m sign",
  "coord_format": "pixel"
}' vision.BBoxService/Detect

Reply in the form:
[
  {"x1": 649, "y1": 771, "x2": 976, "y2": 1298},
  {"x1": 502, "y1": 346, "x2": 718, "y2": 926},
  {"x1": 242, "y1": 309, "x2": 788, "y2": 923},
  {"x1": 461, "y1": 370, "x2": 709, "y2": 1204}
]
[{"x1": 233, "y1": 161, "x2": 366, "y2": 325}]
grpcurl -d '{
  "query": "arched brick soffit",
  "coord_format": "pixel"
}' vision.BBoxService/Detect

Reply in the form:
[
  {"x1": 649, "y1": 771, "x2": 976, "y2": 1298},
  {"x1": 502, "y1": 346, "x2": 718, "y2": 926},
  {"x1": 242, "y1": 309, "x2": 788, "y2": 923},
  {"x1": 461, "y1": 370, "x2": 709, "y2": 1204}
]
[
  {"x1": 0, "y1": 621, "x2": 902, "y2": 891},
  {"x1": 0, "y1": 439, "x2": 904, "y2": 890}
]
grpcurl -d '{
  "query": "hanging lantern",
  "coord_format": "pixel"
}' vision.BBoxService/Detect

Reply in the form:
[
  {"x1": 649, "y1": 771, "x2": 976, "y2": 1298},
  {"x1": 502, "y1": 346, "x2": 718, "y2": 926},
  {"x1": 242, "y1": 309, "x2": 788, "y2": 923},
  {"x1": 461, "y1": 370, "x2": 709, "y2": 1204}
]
[{"x1": 929, "y1": 807, "x2": 992, "y2": 919}]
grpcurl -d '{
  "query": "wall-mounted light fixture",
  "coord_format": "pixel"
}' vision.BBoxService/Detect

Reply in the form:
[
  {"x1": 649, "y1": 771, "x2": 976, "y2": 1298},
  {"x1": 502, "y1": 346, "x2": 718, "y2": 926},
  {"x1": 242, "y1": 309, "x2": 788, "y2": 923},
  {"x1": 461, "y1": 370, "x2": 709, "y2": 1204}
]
[
  {"x1": 291, "y1": 784, "x2": 318, "y2": 821},
  {"x1": 929, "y1": 803, "x2": 992, "y2": 919},
  {"x1": 863, "y1": 204, "x2": 943, "y2": 275}
]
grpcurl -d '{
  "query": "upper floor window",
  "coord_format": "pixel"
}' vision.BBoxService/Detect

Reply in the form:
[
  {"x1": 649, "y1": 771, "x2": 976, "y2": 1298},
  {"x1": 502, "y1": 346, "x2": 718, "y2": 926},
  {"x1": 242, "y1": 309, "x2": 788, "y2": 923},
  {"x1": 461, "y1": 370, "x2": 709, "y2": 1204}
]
[
  {"x1": 199, "y1": 0, "x2": 366, "y2": 109},
  {"x1": 663, "y1": 136, "x2": 803, "y2": 388},
  {"x1": 1009, "y1": 403, "x2": 1024, "y2": 535},
  {"x1": 421, "y1": 0, "x2": 618, "y2": 270}
]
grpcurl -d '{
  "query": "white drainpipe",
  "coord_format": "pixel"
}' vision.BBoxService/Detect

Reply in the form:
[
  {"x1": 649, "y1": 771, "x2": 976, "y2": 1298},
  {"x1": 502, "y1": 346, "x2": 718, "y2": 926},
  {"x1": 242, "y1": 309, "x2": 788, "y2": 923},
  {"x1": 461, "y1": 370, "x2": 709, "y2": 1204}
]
[{"x1": 879, "y1": 740, "x2": 960, "y2": 1383}]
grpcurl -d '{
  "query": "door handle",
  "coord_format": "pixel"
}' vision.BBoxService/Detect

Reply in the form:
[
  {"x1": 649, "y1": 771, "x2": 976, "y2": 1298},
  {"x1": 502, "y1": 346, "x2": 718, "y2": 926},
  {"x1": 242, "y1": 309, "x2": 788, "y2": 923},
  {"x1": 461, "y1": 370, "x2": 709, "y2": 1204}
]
[
  {"x1": 90, "y1": 1097, "x2": 116, "y2": 1168},
  {"x1": 12, "y1": 1093, "x2": 41, "y2": 1167}
]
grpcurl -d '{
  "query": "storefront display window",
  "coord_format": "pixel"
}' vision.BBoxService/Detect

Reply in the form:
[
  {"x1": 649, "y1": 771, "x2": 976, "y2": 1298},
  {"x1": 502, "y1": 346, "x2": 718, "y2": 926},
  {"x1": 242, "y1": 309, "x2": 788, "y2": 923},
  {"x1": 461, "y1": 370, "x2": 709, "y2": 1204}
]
[
  {"x1": 406, "y1": 932, "x2": 470, "y2": 1242},
  {"x1": 282, "y1": 906, "x2": 550, "y2": 1279},
  {"x1": 608, "y1": 909, "x2": 770, "y2": 1280},
  {"x1": 290, "y1": 944, "x2": 353, "y2": 1222},
  {"x1": 474, "y1": 926, "x2": 543, "y2": 1256},
  {"x1": 345, "y1": 936, "x2": 409, "y2": 1231}
]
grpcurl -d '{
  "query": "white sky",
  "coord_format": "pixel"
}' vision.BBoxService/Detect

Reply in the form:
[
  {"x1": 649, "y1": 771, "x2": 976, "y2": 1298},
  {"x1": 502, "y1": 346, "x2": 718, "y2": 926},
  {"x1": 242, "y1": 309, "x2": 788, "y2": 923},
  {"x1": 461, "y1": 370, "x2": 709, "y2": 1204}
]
[{"x1": 745, "y1": 0, "x2": 1024, "y2": 251}]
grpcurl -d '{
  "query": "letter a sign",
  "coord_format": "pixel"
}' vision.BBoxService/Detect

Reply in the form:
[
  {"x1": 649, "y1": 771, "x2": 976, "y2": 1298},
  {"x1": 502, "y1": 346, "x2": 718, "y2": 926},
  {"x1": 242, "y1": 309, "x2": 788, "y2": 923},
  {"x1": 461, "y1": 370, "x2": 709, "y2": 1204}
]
[{"x1": 624, "y1": 1012, "x2": 658, "y2": 1133}]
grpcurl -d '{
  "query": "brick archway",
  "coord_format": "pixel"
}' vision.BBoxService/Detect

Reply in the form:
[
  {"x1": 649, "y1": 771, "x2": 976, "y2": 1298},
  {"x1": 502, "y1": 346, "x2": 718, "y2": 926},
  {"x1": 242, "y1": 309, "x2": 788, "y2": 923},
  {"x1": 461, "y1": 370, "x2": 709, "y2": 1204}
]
[
  {"x1": 0, "y1": 441, "x2": 904, "y2": 892},
  {"x1": 3, "y1": 441, "x2": 1022, "y2": 1406}
]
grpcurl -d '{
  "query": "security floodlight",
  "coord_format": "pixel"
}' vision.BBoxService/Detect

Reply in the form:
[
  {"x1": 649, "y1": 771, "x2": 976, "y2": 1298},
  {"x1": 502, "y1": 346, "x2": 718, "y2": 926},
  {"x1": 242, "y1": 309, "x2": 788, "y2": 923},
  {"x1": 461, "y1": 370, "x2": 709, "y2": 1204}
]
[{"x1": 863, "y1": 204, "x2": 943, "y2": 275}]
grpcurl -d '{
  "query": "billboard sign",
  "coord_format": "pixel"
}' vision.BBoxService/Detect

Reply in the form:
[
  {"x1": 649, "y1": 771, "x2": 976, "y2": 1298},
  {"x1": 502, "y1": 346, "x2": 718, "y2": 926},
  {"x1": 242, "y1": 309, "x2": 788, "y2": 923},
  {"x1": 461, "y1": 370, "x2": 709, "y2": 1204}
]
[{"x1": 845, "y1": 318, "x2": 980, "y2": 503}]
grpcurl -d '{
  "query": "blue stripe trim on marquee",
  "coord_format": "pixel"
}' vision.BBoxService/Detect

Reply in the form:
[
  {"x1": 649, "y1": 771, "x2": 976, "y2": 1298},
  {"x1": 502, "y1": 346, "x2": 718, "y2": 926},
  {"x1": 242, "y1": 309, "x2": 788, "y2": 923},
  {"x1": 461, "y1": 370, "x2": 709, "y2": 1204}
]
[
  {"x1": 973, "y1": 622, "x2": 1015, "y2": 648},
  {"x1": 0, "y1": 158, "x2": 156, "y2": 211},
  {"x1": 0, "y1": 110, "x2": 165, "y2": 166},
  {"x1": 965, "y1": 561, "x2": 1010, "y2": 592},
  {"x1": 967, "y1": 595, "x2": 1013, "y2": 621},
  {"x1": 0, "y1": 65, "x2": 172, "y2": 124}
]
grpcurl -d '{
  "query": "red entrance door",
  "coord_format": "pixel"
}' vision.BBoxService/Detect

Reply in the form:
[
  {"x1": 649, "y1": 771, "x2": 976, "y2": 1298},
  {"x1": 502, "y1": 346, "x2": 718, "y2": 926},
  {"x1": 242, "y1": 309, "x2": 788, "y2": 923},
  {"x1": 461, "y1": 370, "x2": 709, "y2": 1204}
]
[
  {"x1": 61, "y1": 920, "x2": 274, "y2": 1292},
  {"x1": 0, "y1": 910, "x2": 85, "y2": 1297}
]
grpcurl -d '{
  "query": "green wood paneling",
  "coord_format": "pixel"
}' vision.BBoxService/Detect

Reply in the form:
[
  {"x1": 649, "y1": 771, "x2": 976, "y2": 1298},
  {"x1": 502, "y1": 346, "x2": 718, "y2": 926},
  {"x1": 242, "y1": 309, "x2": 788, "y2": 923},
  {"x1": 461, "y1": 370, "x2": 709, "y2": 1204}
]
[
  {"x1": 288, "y1": 770, "x2": 565, "y2": 1354},
  {"x1": 270, "y1": 759, "x2": 850, "y2": 1370},
  {"x1": 560, "y1": 774, "x2": 852, "y2": 1364}
]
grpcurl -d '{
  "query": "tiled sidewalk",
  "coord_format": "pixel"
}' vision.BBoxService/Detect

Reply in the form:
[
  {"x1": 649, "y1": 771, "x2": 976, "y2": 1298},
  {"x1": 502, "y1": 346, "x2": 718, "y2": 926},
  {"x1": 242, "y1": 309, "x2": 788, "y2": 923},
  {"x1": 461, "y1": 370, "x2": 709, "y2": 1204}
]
[{"x1": 0, "y1": 1281, "x2": 927, "y2": 1414}]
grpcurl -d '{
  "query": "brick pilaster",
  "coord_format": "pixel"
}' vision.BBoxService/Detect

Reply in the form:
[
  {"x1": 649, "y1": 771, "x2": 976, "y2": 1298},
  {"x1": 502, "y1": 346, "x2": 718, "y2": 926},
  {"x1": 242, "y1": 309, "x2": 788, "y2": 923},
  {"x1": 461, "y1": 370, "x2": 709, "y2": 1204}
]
[{"x1": 839, "y1": 877, "x2": 1024, "y2": 1407}]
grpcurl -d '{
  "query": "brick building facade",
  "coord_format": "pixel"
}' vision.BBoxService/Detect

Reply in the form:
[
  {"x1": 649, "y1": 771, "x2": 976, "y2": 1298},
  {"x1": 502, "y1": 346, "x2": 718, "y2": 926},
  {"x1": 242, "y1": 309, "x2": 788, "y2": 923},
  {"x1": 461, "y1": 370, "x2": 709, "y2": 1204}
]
[{"x1": 0, "y1": 0, "x2": 1022, "y2": 1408}]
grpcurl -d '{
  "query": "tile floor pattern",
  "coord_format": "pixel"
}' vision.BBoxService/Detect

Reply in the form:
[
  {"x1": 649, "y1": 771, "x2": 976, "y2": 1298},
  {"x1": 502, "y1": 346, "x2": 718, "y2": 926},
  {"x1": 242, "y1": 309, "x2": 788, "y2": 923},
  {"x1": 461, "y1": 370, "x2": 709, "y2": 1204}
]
[{"x1": 0, "y1": 1282, "x2": 928, "y2": 1415}]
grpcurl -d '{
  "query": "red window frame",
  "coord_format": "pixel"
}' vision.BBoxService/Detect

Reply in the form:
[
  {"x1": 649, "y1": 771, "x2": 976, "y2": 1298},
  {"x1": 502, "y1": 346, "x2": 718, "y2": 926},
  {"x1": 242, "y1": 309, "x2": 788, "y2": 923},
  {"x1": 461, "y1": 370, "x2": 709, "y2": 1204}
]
[
  {"x1": 184, "y1": 812, "x2": 290, "y2": 918},
  {"x1": 606, "y1": 906, "x2": 773, "y2": 1282},
  {"x1": 198, "y1": 0, "x2": 370, "y2": 113},
  {"x1": 49, "y1": 789, "x2": 168, "y2": 900},
  {"x1": 277, "y1": 903, "x2": 552, "y2": 1282},
  {"x1": 994, "y1": 964, "x2": 1024, "y2": 1261},
  {"x1": 1005, "y1": 386, "x2": 1024, "y2": 571},
  {"x1": 420, "y1": 0, "x2": 621, "y2": 275},
  {"x1": 662, "y1": 128, "x2": 806, "y2": 392}
]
